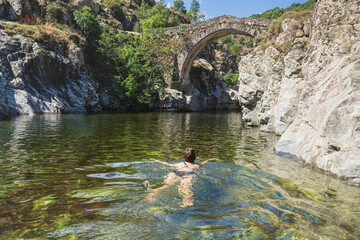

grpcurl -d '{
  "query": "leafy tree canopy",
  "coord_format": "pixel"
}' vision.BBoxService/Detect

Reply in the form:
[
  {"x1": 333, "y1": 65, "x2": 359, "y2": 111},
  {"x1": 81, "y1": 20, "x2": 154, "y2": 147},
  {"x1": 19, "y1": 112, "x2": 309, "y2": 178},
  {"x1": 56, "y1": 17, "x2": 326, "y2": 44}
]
[
  {"x1": 135, "y1": 0, "x2": 180, "y2": 31},
  {"x1": 250, "y1": 0, "x2": 315, "y2": 19}
]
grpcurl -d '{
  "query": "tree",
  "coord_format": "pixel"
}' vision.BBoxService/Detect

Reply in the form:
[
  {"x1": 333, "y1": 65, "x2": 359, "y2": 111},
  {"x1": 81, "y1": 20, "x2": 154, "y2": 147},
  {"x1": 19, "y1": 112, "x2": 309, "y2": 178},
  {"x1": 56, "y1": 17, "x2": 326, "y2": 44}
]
[
  {"x1": 239, "y1": 36, "x2": 245, "y2": 45},
  {"x1": 173, "y1": 0, "x2": 186, "y2": 14},
  {"x1": 245, "y1": 37, "x2": 253, "y2": 47},
  {"x1": 230, "y1": 44, "x2": 243, "y2": 56},
  {"x1": 223, "y1": 70, "x2": 239, "y2": 88},
  {"x1": 135, "y1": 1, "x2": 180, "y2": 32},
  {"x1": 187, "y1": 0, "x2": 205, "y2": 23},
  {"x1": 73, "y1": 6, "x2": 101, "y2": 45}
]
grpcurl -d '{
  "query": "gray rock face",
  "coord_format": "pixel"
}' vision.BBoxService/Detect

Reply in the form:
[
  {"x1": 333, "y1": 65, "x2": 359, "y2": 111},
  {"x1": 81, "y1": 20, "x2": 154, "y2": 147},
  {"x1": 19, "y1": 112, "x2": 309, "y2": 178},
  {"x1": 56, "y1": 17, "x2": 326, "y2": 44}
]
[
  {"x1": 238, "y1": 15, "x2": 309, "y2": 133},
  {"x1": 275, "y1": 0, "x2": 360, "y2": 183},
  {"x1": 0, "y1": 30, "x2": 103, "y2": 120},
  {"x1": 237, "y1": 0, "x2": 360, "y2": 183},
  {"x1": 0, "y1": 0, "x2": 35, "y2": 20}
]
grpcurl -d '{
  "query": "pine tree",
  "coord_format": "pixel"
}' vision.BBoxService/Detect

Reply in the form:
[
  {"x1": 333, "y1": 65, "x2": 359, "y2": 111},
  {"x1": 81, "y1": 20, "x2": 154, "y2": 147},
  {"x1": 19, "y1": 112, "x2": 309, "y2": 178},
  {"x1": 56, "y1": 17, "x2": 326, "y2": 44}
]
[{"x1": 173, "y1": 0, "x2": 186, "y2": 14}]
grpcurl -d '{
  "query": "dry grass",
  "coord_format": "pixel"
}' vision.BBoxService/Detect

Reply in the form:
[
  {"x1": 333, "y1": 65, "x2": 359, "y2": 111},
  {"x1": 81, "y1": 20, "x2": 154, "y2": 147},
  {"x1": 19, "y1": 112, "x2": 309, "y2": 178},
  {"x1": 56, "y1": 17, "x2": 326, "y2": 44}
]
[
  {"x1": 254, "y1": 35, "x2": 271, "y2": 51},
  {"x1": 0, "y1": 22, "x2": 84, "y2": 45},
  {"x1": 274, "y1": 41, "x2": 293, "y2": 53},
  {"x1": 259, "y1": 41, "x2": 272, "y2": 51},
  {"x1": 266, "y1": 11, "x2": 313, "y2": 39}
]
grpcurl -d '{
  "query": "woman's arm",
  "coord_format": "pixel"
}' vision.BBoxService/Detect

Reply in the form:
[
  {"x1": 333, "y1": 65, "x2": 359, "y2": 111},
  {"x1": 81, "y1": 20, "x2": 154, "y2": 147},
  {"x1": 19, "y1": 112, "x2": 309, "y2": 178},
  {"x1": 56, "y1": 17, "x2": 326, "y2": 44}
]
[
  {"x1": 150, "y1": 158, "x2": 174, "y2": 167},
  {"x1": 200, "y1": 158, "x2": 217, "y2": 167}
]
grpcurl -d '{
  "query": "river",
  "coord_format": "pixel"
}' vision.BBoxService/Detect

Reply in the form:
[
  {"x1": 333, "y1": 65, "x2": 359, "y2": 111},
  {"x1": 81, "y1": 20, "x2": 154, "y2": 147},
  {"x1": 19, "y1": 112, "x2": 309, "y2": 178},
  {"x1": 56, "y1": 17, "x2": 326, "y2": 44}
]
[{"x1": 0, "y1": 113, "x2": 359, "y2": 239}]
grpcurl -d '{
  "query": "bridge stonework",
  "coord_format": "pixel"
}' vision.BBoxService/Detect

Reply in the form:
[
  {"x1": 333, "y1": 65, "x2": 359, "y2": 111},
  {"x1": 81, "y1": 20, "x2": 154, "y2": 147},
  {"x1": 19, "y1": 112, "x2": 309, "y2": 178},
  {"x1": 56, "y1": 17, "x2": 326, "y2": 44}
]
[{"x1": 164, "y1": 15, "x2": 272, "y2": 91}]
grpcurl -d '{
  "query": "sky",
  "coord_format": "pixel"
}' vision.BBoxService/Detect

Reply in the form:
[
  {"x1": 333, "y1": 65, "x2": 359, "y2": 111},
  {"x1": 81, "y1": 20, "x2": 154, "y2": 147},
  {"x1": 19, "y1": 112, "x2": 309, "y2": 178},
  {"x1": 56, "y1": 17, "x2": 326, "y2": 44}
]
[{"x1": 165, "y1": 0, "x2": 309, "y2": 19}]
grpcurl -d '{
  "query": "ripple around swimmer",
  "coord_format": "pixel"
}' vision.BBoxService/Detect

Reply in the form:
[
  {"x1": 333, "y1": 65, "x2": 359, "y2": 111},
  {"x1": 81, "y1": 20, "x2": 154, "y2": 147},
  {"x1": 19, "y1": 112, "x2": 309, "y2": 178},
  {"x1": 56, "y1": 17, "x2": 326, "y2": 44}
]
[
  {"x1": 87, "y1": 172, "x2": 147, "y2": 180},
  {"x1": 105, "y1": 161, "x2": 145, "y2": 168}
]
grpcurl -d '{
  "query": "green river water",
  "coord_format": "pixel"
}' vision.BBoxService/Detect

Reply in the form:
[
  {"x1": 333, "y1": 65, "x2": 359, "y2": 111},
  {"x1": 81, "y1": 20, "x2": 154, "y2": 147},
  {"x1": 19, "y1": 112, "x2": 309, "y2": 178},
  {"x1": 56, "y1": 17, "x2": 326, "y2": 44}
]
[{"x1": 0, "y1": 112, "x2": 359, "y2": 239}]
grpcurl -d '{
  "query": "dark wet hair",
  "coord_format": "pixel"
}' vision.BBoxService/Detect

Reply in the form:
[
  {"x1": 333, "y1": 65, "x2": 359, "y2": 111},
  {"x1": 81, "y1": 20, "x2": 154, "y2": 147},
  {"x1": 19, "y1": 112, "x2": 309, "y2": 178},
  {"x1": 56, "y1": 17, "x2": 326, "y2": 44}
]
[{"x1": 184, "y1": 147, "x2": 196, "y2": 163}]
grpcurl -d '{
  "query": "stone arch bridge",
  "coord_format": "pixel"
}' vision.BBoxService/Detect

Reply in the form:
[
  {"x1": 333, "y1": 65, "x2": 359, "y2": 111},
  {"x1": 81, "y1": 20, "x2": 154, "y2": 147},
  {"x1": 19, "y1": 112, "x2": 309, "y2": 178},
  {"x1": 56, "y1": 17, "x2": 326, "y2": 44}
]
[{"x1": 163, "y1": 15, "x2": 272, "y2": 91}]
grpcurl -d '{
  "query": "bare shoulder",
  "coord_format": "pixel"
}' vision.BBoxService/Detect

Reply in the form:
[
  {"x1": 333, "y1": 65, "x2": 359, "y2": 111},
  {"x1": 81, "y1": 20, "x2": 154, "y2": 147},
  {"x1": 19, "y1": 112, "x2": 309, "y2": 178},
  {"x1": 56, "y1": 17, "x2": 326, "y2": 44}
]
[{"x1": 173, "y1": 162, "x2": 185, "y2": 168}]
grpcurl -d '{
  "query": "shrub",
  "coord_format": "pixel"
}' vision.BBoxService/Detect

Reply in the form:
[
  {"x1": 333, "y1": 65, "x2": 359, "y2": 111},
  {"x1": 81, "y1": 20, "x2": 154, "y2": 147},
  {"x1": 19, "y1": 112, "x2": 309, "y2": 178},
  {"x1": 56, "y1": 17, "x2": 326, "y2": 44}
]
[
  {"x1": 73, "y1": 6, "x2": 101, "y2": 36},
  {"x1": 221, "y1": 35, "x2": 237, "y2": 47},
  {"x1": 103, "y1": 0, "x2": 125, "y2": 21},
  {"x1": 46, "y1": 1, "x2": 64, "y2": 22},
  {"x1": 239, "y1": 36, "x2": 245, "y2": 45},
  {"x1": 73, "y1": 6, "x2": 101, "y2": 41},
  {"x1": 220, "y1": 35, "x2": 232, "y2": 45},
  {"x1": 250, "y1": 0, "x2": 314, "y2": 19},
  {"x1": 259, "y1": 41, "x2": 271, "y2": 51},
  {"x1": 266, "y1": 11, "x2": 313, "y2": 38},
  {"x1": 275, "y1": 41, "x2": 292, "y2": 53},
  {"x1": 245, "y1": 37, "x2": 253, "y2": 47},
  {"x1": 230, "y1": 44, "x2": 243, "y2": 56},
  {"x1": 135, "y1": 1, "x2": 180, "y2": 32},
  {"x1": 223, "y1": 70, "x2": 239, "y2": 88},
  {"x1": 142, "y1": 13, "x2": 167, "y2": 32},
  {"x1": 177, "y1": 25, "x2": 185, "y2": 34}
]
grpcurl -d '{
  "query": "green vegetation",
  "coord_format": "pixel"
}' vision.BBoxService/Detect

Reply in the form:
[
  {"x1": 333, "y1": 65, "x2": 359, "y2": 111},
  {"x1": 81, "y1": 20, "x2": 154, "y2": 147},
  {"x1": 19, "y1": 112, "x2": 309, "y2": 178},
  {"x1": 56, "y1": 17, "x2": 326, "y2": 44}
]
[
  {"x1": 0, "y1": 21, "x2": 84, "y2": 45},
  {"x1": 187, "y1": 0, "x2": 205, "y2": 23},
  {"x1": 223, "y1": 70, "x2": 239, "y2": 88},
  {"x1": 230, "y1": 43, "x2": 243, "y2": 55},
  {"x1": 65, "y1": 2, "x2": 188, "y2": 109},
  {"x1": 134, "y1": 1, "x2": 181, "y2": 32},
  {"x1": 73, "y1": 6, "x2": 101, "y2": 41},
  {"x1": 220, "y1": 35, "x2": 236, "y2": 47},
  {"x1": 96, "y1": 27, "x2": 181, "y2": 108},
  {"x1": 103, "y1": 0, "x2": 126, "y2": 21},
  {"x1": 172, "y1": 0, "x2": 187, "y2": 14},
  {"x1": 266, "y1": 11, "x2": 313, "y2": 38},
  {"x1": 239, "y1": 36, "x2": 245, "y2": 45},
  {"x1": 45, "y1": 1, "x2": 64, "y2": 22},
  {"x1": 245, "y1": 37, "x2": 253, "y2": 48},
  {"x1": 251, "y1": 0, "x2": 315, "y2": 19}
]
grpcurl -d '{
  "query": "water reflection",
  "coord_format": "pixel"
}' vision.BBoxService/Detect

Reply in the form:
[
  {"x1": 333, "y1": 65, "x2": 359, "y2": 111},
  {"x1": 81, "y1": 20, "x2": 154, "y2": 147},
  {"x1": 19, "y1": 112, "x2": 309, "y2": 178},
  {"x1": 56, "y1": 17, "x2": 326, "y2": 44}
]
[{"x1": 0, "y1": 113, "x2": 359, "y2": 239}]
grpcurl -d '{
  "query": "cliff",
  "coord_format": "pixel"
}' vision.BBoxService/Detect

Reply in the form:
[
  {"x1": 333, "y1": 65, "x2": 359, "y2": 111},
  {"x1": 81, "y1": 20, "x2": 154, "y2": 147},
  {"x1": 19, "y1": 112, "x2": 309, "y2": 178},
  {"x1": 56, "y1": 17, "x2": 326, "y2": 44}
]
[
  {"x1": 238, "y1": 0, "x2": 360, "y2": 185},
  {"x1": 0, "y1": 27, "x2": 107, "y2": 118}
]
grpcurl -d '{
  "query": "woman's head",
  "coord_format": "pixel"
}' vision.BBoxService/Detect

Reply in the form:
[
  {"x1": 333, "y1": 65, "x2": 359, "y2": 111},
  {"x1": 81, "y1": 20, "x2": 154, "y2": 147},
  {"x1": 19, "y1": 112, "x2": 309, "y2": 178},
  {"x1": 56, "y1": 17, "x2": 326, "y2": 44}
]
[{"x1": 184, "y1": 147, "x2": 196, "y2": 163}]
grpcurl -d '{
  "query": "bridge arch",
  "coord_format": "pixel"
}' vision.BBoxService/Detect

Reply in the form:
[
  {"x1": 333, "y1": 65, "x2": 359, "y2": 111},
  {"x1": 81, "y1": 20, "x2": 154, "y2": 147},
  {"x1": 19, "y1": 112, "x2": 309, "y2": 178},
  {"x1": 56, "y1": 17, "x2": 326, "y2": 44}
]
[
  {"x1": 164, "y1": 15, "x2": 272, "y2": 91},
  {"x1": 181, "y1": 29, "x2": 253, "y2": 86}
]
